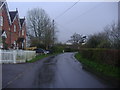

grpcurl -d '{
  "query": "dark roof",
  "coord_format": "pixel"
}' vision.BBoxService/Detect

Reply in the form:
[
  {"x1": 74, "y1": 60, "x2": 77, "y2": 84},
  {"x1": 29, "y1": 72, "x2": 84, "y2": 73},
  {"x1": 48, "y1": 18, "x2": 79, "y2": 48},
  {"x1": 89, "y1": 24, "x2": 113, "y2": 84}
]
[
  {"x1": 9, "y1": 11, "x2": 18, "y2": 22},
  {"x1": 20, "y1": 18, "x2": 25, "y2": 26}
]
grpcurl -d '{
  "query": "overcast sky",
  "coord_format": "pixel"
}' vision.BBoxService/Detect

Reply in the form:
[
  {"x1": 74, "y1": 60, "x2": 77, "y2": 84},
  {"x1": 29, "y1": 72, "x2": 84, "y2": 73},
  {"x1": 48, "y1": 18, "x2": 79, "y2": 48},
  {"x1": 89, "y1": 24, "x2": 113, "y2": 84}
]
[{"x1": 7, "y1": 1, "x2": 118, "y2": 43}]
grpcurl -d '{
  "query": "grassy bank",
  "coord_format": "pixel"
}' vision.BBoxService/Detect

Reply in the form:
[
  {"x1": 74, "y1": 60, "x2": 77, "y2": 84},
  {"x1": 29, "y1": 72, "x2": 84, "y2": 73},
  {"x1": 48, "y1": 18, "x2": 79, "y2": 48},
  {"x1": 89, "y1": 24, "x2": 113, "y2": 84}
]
[
  {"x1": 27, "y1": 53, "x2": 60, "y2": 63},
  {"x1": 75, "y1": 52, "x2": 120, "y2": 79}
]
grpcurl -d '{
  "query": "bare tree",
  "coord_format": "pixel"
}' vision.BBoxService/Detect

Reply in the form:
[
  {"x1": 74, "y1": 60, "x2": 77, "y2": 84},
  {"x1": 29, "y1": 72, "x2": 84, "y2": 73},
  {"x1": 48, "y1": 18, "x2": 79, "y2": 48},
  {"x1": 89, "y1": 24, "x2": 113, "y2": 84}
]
[
  {"x1": 86, "y1": 22, "x2": 120, "y2": 49},
  {"x1": 104, "y1": 23, "x2": 120, "y2": 49},
  {"x1": 68, "y1": 33, "x2": 86, "y2": 49},
  {"x1": 27, "y1": 8, "x2": 57, "y2": 49},
  {"x1": 68, "y1": 33, "x2": 86, "y2": 44}
]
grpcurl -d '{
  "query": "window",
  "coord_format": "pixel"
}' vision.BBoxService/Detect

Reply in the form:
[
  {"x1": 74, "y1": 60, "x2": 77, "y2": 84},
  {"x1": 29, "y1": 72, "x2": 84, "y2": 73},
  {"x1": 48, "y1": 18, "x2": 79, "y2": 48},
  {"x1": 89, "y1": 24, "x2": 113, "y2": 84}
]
[
  {"x1": 14, "y1": 41, "x2": 16, "y2": 45},
  {"x1": 14, "y1": 25, "x2": 16, "y2": 32},
  {"x1": 22, "y1": 30, "x2": 24, "y2": 36},
  {"x1": 0, "y1": 16, "x2": 3, "y2": 26},
  {"x1": 19, "y1": 31, "x2": 20, "y2": 36}
]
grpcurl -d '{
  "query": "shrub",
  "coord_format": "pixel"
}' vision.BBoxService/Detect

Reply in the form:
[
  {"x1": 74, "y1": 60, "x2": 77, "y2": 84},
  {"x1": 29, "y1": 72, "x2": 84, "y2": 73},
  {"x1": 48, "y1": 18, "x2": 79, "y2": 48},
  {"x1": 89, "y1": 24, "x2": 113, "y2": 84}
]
[{"x1": 79, "y1": 48, "x2": 120, "y2": 67}]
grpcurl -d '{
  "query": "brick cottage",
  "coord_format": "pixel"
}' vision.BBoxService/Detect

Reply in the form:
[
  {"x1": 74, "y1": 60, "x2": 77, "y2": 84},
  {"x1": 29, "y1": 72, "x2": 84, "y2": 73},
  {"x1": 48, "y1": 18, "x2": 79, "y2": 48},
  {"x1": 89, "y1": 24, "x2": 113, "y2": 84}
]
[{"x1": 0, "y1": 1, "x2": 26, "y2": 50}]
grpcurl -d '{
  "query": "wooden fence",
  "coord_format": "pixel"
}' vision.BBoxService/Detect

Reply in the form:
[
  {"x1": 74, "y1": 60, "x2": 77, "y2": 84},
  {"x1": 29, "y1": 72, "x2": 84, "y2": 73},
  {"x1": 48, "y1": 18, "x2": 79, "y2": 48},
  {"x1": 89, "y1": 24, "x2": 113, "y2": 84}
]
[{"x1": 0, "y1": 50, "x2": 36, "y2": 63}]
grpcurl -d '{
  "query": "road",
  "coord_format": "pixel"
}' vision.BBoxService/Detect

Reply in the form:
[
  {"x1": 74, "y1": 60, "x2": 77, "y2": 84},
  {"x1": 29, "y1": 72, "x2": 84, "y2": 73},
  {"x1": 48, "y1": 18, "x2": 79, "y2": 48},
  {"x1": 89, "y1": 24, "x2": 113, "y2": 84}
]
[{"x1": 2, "y1": 53, "x2": 112, "y2": 88}]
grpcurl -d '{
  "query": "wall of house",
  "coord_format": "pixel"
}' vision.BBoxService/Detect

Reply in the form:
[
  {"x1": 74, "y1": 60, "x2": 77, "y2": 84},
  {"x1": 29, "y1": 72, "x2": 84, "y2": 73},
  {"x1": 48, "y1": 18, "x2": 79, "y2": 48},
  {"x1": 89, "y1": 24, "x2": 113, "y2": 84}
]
[
  {"x1": 1, "y1": 4, "x2": 11, "y2": 49},
  {"x1": 18, "y1": 21, "x2": 26, "y2": 49},
  {"x1": 0, "y1": 9, "x2": 2, "y2": 48},
  {"x1": 10, "y1": 14, "x2": 21, "y2": 49}
]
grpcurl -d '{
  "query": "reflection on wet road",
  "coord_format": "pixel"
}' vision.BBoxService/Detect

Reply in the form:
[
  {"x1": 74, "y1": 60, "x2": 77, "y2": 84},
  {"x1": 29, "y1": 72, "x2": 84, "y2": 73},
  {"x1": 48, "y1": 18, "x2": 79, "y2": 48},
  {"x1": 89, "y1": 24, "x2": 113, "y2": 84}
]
[
  {"x1": 3, "y1": 53, "x2": 112, "y2": 88},
  {"x1": 35, "y1": 56, "x2": 57, "y2": 88}
]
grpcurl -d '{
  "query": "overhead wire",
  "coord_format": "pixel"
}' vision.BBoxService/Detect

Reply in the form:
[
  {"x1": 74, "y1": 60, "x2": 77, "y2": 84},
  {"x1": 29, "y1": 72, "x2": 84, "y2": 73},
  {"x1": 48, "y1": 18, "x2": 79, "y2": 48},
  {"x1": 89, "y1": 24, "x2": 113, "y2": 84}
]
[
  {"x1": 55, "y1": 3, "x2": 102, "y2": 29},
  {"x1": 54, "y1": 0, "x2": 80, "y2": 20},
  {"x1": 65, "y1": 2, "x2": 103, "y2": 25}
]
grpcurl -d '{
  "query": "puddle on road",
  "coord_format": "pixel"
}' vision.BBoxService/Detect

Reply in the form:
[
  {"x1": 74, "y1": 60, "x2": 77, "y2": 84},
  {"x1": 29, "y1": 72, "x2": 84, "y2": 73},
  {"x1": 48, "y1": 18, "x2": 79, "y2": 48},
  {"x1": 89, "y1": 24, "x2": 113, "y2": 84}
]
[{"x1": 34, "y1": 56, "x2": 57, "y2": 88}]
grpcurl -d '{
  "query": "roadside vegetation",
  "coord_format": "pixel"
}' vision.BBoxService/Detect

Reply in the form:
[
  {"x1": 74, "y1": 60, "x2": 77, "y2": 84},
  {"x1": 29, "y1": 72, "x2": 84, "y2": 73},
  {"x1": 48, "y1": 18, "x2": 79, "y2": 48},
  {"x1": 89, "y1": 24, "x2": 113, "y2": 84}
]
[
  {"x1": 27, "y1": 53, "x2": 60, "y2": 63},
  {"x1": 75, "y1": 51, "x2": 120, "y2": 87},
  {"x1": 75, "y1": 52, "x2": 120, "y2": 78}
]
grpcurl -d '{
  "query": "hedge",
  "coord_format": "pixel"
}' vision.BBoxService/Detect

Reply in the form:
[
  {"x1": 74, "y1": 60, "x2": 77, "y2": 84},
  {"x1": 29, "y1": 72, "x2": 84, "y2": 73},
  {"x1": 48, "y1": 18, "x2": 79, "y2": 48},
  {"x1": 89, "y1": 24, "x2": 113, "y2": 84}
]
[{"x1": 79, "y1": 48, "x2": 120, "y2": 67}]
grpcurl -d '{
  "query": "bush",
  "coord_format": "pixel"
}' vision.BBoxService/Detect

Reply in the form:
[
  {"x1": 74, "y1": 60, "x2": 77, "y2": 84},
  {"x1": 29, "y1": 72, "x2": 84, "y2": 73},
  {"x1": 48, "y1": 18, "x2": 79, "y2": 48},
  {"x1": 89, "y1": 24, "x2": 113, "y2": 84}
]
[
  {"x1": 79, "y1": 48, "x2": 120, "y2": 67},
  {"x1": 64, "y1": 47, "x2": 77, "y2": 52},
  {"x1": 75, "y1": 53, "x2": 120, "y2": 78},
  {"x1": 51, "y1": 46, "x2": 64, "y2": 53}
]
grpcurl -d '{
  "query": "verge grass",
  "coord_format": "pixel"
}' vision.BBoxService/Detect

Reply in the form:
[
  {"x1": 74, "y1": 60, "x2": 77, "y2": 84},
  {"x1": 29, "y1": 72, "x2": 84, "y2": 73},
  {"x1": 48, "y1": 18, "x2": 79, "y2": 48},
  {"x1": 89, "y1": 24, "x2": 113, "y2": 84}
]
[
  {"x1": 75, "y1": 52, "x2": 120, "y2": 78},
  {"x1": 27, "y1": 53, "x2": 60, "y2": 63}
]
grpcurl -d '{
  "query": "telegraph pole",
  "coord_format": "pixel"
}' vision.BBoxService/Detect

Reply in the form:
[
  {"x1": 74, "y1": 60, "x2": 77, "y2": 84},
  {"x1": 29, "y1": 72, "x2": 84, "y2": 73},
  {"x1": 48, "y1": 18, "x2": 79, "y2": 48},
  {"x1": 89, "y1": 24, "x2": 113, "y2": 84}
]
[{"x1": 52, "y1": 19, "x2": 55, "y2": 45}]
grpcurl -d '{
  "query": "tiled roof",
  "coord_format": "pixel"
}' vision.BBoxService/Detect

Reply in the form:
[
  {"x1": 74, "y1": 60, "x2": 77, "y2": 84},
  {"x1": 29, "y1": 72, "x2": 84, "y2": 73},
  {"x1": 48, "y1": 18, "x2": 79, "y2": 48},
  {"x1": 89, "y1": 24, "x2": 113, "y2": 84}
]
[
  {"x1": 20, "y1": 18, "x2": 25, "y2": 26},
  {"x1": 9, "y1": 11, "x2": 18, "y2": 22}
]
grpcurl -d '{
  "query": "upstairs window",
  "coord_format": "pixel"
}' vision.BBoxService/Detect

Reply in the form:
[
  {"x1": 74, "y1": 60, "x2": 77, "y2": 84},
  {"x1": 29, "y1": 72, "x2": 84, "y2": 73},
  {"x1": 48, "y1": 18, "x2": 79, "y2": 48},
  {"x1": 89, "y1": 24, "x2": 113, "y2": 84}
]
[
  {"x1": 14, "y1": 25, "x2": 16, "y2": 32},
  {"x1": 0, "y1": 16, "x2": 3, "y2": 26}
]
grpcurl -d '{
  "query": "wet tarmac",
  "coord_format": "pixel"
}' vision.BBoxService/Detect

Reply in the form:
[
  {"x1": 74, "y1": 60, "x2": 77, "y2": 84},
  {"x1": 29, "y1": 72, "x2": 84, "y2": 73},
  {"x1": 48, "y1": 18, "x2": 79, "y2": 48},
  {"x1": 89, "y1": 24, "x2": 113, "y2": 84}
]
[{"x1": 2, "y1": 53, "x2": 113, "y2": 88}]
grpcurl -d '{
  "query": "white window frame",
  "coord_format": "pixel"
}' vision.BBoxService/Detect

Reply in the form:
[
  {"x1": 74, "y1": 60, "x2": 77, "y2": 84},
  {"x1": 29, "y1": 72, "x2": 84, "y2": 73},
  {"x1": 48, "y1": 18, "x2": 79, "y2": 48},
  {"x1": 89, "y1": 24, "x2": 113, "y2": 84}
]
[
  {"x1": 22, "y1": 29, "x2": 24, "y2": 36},
  {"x1": 14, "y1": 25, "x2": 16, "y2": 32},
  {"x1": 0, "y1": 16, "x2": 3, "y2": 26}
]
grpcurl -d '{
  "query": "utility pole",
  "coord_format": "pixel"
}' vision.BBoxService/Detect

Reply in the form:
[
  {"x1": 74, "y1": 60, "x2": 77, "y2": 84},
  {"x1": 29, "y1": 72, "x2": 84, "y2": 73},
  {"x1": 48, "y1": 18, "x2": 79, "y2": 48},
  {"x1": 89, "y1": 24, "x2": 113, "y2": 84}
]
[{"x1": 52, "y1": 19, "x2": 55, "y2": 45}]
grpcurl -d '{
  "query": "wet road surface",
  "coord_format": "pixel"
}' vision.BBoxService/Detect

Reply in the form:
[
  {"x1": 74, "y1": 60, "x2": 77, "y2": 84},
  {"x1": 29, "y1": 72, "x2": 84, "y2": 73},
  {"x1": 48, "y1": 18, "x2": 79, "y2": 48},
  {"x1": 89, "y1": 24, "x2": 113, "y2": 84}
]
[{"x1": 2, "y1": 53, "x2": 112, "y2": 88}]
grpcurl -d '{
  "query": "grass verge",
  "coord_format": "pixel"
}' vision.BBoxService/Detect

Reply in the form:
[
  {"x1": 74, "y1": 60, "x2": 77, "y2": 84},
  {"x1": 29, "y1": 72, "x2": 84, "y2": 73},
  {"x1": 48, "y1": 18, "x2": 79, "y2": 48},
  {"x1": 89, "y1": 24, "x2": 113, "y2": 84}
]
[
  {"x1": 27, "y1": 53, "x2": 60, "y2": 63},
  {"x1": 75, "y1": 52, "x2": 120, "y2": 79}
]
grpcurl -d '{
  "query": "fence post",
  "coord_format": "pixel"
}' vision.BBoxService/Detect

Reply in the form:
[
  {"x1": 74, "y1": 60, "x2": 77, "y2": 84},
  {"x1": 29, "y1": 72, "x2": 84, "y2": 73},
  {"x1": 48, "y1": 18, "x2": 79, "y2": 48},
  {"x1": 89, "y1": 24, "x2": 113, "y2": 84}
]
[
  {"x1": 13, "y1": 50, "x2": 16, "y2": 64},
  {"x1": 25, "y1": 51, "x2": 27, "y2": 62}
]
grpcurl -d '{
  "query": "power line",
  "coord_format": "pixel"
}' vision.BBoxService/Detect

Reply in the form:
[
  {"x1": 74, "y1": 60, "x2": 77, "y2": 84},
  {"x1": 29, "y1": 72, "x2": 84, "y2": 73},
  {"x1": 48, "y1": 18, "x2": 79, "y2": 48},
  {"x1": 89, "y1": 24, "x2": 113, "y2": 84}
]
[
  {"x1": 55, "y1": 2, "x2": 103, "y2": 34},
  {"x1": 54, "y1": 0, "x2": 80, "y2": 20},
  {"x1": 65, "y1": 2, "x2": 103, "y2": 25}
]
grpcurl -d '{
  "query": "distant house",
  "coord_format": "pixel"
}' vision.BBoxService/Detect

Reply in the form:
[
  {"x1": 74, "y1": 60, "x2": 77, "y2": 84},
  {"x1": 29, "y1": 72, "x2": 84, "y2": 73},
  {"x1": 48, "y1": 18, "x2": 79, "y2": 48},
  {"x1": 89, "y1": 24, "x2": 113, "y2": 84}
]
[{"x1": 0, "y1": 1, "x2": 26, "y2": 50}]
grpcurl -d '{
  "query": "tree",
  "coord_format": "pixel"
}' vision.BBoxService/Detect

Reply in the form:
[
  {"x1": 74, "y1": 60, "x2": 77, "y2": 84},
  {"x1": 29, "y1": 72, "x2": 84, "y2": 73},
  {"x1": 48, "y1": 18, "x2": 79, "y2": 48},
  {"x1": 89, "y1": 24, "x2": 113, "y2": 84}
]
[
  {"x1": 27, "y1": 8, "x2": 57, "y2": 49},
  {"x1": 86, "y1": 32, "x2": 110, "y2": 48},
  {"x1": 86, "y1": 22, "x2": 120, "y2": 49},
  {"x1": 68, "y1": 33, "x2": 86, "y2": 49},
  {"x1": 104, "y1": 23, "x2": 120, "y2": 49}
]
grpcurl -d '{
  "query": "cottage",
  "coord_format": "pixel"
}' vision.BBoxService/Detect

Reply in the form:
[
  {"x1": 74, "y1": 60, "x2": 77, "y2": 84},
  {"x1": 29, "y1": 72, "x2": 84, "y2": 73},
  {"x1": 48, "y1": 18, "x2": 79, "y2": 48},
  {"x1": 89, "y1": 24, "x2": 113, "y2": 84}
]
[
  {"x1": 0, "y1": 1, "x2": 26, "y2": 50},
  {"x1": 0, "y1": 1, "x2": 11, "y2": 49}
]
